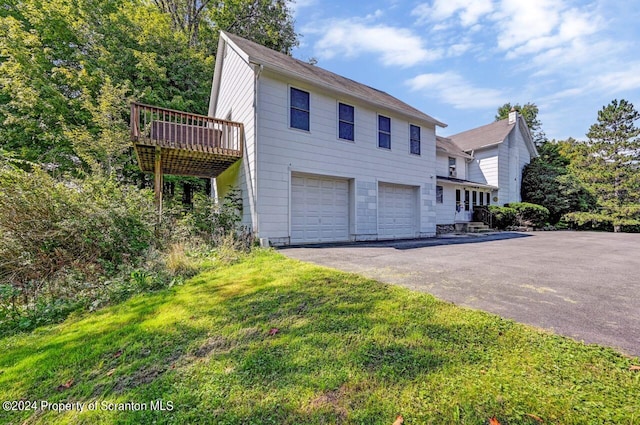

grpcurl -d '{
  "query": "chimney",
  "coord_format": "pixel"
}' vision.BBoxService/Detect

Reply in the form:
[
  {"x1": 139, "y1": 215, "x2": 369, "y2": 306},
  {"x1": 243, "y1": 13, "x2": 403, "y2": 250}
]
[{"x1": 508, "y1": 107, "x2": 517, "y2": 124}]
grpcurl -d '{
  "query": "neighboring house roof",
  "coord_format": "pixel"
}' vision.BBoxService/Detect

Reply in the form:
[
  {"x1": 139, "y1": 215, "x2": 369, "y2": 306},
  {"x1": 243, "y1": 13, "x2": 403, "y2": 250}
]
[
  {"x1": 436, "y1": 136, "x2": 472, "y2": 159},
  {"x1": 220, "y1": 31, "x2": 446, "y2": 128}
]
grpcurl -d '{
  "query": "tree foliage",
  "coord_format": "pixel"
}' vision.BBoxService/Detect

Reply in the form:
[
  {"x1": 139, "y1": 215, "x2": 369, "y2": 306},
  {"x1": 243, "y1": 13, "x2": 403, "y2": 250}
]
[
  {"x1": 1, "y1": 0, "x2": 297, "y2": 176},
  {"x1": 151, "y1": 0, "x2": 298, "y2": 54},
  {"x1": 521, "y1": 140, "x2": 596, "y2": 224},
  {"x1": 496, "y1": 102, "x2": 547, "y2": 146},
  {"x1": 566, "y1": 99, "x2": 640, "y2": 232}
]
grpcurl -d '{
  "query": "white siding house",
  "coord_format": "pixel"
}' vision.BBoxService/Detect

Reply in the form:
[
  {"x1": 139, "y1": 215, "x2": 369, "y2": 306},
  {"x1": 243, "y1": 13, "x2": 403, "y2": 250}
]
[
  {"x1": 206, "y1": 32, "x2": 536, "y2": 243},
  {"x1": 434, "y1": 136, "x2": 498, "y2": 225},
  {"x1": 210, "y1": 32, "x2": 446, "y2": 245},
  {"x1": 448, "y1": 111, "x2": 538, "y2": 206}
]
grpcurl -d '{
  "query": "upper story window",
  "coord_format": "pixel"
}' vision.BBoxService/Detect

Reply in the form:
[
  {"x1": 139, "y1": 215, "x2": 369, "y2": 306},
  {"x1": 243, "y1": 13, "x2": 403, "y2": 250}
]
[
  {"x1": 290, "y1": 87, "x2": 310, "y2": 131},
  {"x1": 410, "y1": 124, "x2": 421, "y2": 155},
  {"x1": 378, "y1": 115, "x2": 391, "y2": 149},
  {"x1": 338, "y1": 103, "x2": 355, "y2": 141},
  {"x1": 448, "y1": 157, "x2": 457, "y2": 177}
]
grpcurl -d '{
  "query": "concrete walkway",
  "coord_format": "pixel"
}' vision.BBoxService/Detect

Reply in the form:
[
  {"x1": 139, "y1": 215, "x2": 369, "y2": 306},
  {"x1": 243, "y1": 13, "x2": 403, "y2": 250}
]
[{"x1": 282, "y1": 231, "x2": 640, "y2": 357}]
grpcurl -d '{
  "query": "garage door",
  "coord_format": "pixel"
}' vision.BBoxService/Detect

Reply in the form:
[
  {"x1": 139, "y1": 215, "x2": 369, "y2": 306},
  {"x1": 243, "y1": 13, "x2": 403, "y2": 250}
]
[
  {"x1": 291, "y1": 174, "x2": 349, "y2": 244},
  {"x1": 378, "y1": 182, "x2": 417, "y2": 239}
]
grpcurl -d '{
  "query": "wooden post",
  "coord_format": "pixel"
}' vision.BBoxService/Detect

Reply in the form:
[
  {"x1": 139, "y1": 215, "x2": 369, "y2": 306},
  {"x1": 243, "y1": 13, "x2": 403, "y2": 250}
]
[{"x1": 154, "y1": 146, "x2": 163, "y2": 220}]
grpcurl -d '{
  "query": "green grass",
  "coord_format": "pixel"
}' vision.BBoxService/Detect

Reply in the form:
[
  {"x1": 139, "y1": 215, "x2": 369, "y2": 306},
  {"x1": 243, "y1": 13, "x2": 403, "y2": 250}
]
[{"x1": 0, "y1": 250, "x2": 638, "y2": 424}]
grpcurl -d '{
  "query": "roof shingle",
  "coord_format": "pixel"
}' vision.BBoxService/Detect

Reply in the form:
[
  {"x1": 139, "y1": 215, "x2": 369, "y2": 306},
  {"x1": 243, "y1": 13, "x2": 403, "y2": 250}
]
[
  {"x1": 436, "y1": 136, "x2": 472, "y2": 159},
  {"x1": 222, "y1": 32, "x2": 446, "y2": 128},
  {"x1": 448, "y1": 118, "x2": 515, "y2": 151}
]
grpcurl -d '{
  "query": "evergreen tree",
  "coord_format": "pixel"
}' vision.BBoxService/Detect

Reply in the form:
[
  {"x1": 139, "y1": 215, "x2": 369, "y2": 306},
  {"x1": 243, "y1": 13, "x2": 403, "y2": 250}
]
[{"x1": 567, "y1": 99, "x2": 640, "y2": 232}]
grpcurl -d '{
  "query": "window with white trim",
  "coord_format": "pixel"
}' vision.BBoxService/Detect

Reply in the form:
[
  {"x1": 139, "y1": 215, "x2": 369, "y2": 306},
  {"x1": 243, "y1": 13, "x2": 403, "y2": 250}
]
[
  {"x1": 338, "y1": 103, "x2": 354, "y2": 141},
  {"x1": 378, "y1": 115, "x2": 391, "y2": 149},
  {"x1": 290, "y1": 87, "x2": 310, "y2": 131},
  {"x1": 410, "y1": 124, "x2": 421, "y2": 155},
  {"x1": 448, "y1": 157, "x2": 457, "y2": 177}
]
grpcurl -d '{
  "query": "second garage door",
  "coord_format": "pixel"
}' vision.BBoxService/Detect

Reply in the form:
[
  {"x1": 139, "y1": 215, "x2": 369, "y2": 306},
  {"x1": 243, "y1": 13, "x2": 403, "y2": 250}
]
[
  {"x1": 378, "y1": 182, "x2": 418, "y2": 239},
  {"x1": 291, "y1": 173, "x2": 349, "y2": 244}
]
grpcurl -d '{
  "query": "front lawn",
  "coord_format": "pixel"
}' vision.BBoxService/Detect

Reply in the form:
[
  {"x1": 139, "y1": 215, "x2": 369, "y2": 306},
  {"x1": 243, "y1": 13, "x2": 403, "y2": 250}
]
[{"x1": 0, "y1": 250, "x2": 638, "y2": 424}]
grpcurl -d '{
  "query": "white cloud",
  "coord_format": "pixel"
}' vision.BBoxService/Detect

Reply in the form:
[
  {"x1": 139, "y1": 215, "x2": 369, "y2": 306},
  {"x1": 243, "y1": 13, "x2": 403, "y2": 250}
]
[
  {"x1": 497, "y1": 3, "x2": 600, "y2": 60},
  {"x1": 406, "y1": 72, "x2": 505, "y2": 109},
  {"x1": 593, "y1": 63, "x2": 640, "y2": 93},
  {"x1": 411, "y1": 0, "x2": 605, "y2": 70},
  {"x1": 448, "y1": 42, "x2": 473, "y2": 57},
  {"x1": 309, "y1": 21, "x2": 442, "y2": 67},
  {"x1": 539, "y1": 60, "x2": 640, "y2": 106},
  {"x1": 412, "y1": 0, "x2": 495, "y2": 27}
]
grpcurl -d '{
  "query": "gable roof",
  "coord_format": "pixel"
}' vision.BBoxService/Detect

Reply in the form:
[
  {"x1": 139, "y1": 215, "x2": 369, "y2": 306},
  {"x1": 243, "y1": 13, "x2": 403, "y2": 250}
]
[
  {"x1": 436, "y1": 136, "x2": 472, "y2": 159},
  {"x1": 448, "y1": 118, "x2": 515, "y2": 151},
  {"x1": 221, "y1": 32, "x2": 446, "y2": 128}
]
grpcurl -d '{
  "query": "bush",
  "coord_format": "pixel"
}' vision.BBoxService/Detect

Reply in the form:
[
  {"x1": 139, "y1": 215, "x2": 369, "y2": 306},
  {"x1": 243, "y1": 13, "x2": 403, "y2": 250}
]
[
  {"x1": 561, "y1": 211, "x2": 640, "y2": 232},
  {"x1": 0, "y1": 163, "x2": 156, "y2": 332},
  {"x1": 488, "y1": 205, "x2": 517, "y2": 229},
  {"x1": 0, "y1": 158, "x2": 254, "y2": 335},
  {"x1": 507, "y1": 202, "x2": 550, "y2": 228}
]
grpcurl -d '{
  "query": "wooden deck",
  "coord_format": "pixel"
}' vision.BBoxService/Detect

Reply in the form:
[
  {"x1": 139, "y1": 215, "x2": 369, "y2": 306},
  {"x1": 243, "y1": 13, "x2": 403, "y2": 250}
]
[{"x1": 130, "y1": 102, "x2": 243, "y2": 178}]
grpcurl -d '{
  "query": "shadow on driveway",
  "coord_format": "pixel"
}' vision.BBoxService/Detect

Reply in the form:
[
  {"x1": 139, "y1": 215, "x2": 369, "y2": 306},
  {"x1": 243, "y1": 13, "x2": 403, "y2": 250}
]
[{"x1": 282, "y1": 231, "x2": 640, "y2": 358}]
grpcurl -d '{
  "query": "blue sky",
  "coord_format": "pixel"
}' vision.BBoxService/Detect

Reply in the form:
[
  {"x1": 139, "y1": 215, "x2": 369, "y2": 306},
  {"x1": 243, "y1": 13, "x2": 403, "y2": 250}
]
[{"x1": 289, "y1": 0, "x2": 640, "y2": 140}]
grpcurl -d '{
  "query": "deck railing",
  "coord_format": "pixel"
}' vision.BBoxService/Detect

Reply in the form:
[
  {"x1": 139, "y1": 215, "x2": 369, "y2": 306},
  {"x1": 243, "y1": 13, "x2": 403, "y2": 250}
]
[{"x1": 130, "y1": 102, "x2": 243, "y2": 155}]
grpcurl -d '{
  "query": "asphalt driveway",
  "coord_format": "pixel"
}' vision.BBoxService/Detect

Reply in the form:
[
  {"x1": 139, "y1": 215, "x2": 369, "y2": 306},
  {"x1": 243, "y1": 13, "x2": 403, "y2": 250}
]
[{"x1": 281, "y1": 231, "x2": 640, "y2": 357}]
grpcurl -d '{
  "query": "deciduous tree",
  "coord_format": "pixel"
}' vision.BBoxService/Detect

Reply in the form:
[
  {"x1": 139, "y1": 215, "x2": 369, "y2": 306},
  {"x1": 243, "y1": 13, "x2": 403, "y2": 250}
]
[
  {"x1": 496, "y1": 102, "x2": 547, "y2": 146},
  {"x1": 521, "y1": 140, "x2": 596, "y2": 224}
]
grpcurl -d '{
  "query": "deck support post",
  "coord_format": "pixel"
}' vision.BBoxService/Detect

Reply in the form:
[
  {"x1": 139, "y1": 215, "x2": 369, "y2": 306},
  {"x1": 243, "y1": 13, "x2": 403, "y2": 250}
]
[{"x1": 154, "y1": 146, "x2": 163, "y2": 222}]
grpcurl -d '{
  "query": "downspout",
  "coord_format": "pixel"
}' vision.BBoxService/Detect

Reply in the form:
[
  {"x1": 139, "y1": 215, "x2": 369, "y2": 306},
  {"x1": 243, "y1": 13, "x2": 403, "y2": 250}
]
[{"x1": 252, "y1": 63, "x2": 263, "y2": 236}]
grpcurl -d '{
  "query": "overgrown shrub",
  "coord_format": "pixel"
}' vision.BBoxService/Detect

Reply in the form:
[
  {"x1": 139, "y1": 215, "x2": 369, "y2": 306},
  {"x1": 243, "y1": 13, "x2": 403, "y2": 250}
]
[
  {"x1": 0, "y1": 158, "x2": 254, "y2": 335},
  {"x1": 162, "y1": 188, "x2": 254, "y2": 252},
  {"x1": 488, "y1": 205, "x2": 517, "y2": 229},
  {"x1": 0, "y1": 163, "x2": 156, "y2": 332},
  {"x1": 506, "y1": 202, "x2": 550, "y2": 228}
]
